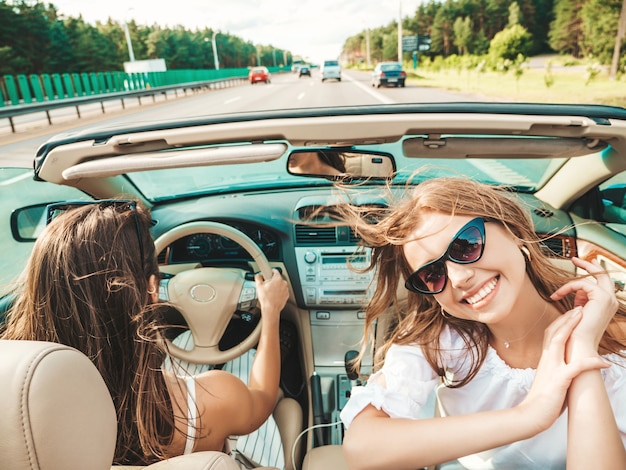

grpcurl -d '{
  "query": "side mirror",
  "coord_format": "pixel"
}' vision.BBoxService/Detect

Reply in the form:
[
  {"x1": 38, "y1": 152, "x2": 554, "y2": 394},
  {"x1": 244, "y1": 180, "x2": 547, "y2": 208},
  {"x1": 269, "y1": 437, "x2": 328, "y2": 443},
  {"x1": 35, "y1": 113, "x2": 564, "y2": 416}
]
[{"x1": 10, "y1": 203, "x2": 49, "y2": 242}]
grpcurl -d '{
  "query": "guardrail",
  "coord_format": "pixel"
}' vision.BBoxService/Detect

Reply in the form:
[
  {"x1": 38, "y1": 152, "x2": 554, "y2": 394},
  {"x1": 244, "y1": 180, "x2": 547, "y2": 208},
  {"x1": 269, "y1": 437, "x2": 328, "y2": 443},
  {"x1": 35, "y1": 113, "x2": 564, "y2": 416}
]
[
  {"x1": 0, "y1": 66, "x2": 287, "y2": 133},
  {"x1": 0, "y1": 77, "x2": 246, "y2": 133}
]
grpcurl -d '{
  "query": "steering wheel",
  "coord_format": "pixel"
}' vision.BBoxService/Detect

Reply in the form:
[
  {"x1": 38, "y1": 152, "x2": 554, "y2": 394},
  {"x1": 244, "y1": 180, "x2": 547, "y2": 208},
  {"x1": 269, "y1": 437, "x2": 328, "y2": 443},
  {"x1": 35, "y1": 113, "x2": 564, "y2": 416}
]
[{"x1": 154, "y1": 221, "x2": 273, "y2": 365}]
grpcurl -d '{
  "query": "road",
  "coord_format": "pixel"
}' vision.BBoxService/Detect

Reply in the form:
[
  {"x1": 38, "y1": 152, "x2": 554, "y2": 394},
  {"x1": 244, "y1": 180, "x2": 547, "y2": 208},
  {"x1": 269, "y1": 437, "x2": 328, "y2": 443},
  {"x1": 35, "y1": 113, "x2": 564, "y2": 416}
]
[{"x1": 0, "y1": 69, "x2": 485, "y2": 167}]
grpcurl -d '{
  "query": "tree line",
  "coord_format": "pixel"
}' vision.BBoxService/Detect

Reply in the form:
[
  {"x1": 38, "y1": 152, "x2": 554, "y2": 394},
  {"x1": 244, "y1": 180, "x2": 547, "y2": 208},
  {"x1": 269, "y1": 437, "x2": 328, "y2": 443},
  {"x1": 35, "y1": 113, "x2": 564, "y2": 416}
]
[
  {"x1": 0, "y1": 0, "x2": 292, "y2": 76},
  {"x1": 2, "y1": 0, "x2": 625, "y2": 77},
  {"x1": 341, "y1": 0, "x2": 626, "y2": 70}
]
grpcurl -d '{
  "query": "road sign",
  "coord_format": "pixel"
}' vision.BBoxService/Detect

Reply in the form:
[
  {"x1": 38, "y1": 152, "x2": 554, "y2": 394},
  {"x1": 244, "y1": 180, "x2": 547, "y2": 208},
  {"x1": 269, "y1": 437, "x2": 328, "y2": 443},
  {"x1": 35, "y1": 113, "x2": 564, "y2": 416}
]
[
  {"x1": 418, "y1": 35, "x2": 431, "y2": 51},
  {"x1": 402, "y1": 35, "x2": 431, "y2": 52},
  {"x1": 402, "y1": 36, "x2": 418, "y2": 52}
]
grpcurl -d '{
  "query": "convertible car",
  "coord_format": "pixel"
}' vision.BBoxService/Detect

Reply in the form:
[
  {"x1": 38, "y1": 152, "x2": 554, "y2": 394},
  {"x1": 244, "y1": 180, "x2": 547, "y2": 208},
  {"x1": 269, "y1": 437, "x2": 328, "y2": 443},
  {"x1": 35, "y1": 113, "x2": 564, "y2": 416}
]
[{"x1": 2, "y1": 102, "x2": 626, "y2": 469}]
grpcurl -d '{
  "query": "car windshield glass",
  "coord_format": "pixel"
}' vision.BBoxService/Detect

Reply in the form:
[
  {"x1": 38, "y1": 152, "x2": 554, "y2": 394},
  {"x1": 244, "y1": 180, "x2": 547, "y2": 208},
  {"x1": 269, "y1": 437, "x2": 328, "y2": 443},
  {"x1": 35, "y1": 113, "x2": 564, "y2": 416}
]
[
  {"x1": 381, "y1": 63, "x2": 402, "y2": 71},
  {"x1": 125, "y1": 148, "x2": 565, "y2": 201}
]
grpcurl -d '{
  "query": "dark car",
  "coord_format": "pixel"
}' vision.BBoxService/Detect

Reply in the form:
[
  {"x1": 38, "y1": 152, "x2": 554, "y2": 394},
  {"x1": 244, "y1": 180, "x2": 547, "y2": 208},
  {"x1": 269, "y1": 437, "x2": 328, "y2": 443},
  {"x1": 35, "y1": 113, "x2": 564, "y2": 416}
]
[
  {"x1": 371, "y1": 61, "x2": 406, "y2": 87},
  {"x1": 248, "y1": 66, "x2": 271, "y2": 84},
  {"x1": 299, "y1": 65, "x2": 311, "y2": 77}
]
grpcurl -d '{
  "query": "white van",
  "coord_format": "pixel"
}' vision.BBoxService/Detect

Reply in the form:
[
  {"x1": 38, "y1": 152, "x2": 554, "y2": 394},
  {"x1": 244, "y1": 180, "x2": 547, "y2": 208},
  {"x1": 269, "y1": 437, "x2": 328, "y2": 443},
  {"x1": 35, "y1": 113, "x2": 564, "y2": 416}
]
[{"x1": 321, "y1": 60, "x2": 341, "y2": 82}]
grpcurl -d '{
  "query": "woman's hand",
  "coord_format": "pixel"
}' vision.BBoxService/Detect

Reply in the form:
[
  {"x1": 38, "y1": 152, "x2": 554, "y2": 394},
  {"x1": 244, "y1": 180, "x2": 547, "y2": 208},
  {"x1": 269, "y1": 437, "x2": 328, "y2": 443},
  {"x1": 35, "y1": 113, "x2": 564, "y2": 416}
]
[
  {"x1": 550, "y1": 257, "x2": 618, "y2": 355},
  {"x1": 255, "y1": 269, "x2": 289, "y2": 323},
  {"x1": 519, "y1": 308, "x2": 609, "y2": 433}
]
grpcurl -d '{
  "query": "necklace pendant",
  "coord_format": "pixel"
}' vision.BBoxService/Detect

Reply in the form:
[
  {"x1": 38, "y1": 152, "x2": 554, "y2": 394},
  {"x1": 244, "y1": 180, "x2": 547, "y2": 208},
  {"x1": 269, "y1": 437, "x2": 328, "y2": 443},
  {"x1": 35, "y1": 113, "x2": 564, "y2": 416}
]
[{"x1": 504, "y1": 341, "x2": 510, "y2": 349}]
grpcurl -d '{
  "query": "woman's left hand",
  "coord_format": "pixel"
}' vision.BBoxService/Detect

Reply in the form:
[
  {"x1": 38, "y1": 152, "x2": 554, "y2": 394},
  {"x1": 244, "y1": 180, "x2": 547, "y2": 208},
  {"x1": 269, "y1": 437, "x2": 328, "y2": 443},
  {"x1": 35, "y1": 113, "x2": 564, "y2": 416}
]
[{"x1": 550, "y1": 257, "x2": 618, "y2": 354}]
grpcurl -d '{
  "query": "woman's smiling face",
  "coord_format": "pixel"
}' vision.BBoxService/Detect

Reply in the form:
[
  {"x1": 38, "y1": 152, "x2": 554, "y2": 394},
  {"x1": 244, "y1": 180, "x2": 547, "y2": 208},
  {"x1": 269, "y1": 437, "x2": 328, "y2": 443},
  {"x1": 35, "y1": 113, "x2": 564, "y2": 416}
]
[{"x1": 402, "y1": 212, "x2": 529, "y2": 323}]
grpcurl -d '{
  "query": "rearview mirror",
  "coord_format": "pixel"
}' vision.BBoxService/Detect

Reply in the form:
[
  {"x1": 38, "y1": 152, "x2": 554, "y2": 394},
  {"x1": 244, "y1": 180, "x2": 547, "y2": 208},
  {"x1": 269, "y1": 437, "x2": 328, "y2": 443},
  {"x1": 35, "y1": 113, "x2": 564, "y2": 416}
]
[
  {"x1": 10, "y1": 203, "x2": 49, "y2": 242},
  {"x1": 287, "y1": 150, "x2": 395, "y2": 180}
]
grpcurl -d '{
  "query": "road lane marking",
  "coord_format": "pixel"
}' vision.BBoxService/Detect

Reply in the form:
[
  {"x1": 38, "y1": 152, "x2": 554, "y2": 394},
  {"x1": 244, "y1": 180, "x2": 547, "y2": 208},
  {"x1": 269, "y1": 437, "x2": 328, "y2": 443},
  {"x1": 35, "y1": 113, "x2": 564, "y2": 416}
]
[
  {"x1": 469, "y1": 159, "x2": 534, "y2": 187},
  {"x1": 342, "y1": 73, "x2": 395, "y2": 104},
  {"x1": 0, "y1": 171, "x2": 32, "y2": 186},
  {"x1": 297, "y1": 92, "x2": 306, "y2": 100},
  {"x1": 224, "y1": 96, "x2": 241, "y2": 104}
]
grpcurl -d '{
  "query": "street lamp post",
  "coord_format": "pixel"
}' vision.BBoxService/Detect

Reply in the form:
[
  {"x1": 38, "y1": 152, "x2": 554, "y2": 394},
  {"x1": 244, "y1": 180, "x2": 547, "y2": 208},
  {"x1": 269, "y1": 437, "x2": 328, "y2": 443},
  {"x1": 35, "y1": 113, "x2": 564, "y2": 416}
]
[
  {"x1": 124, "y1": 8, "x2": 136, "y2": 62},
  {"x1": 124, "y1": 22, "x2": 136, "y2": 62},
  {"x1": 211, "y1": 32, "x2": 220, "y2": 70}
]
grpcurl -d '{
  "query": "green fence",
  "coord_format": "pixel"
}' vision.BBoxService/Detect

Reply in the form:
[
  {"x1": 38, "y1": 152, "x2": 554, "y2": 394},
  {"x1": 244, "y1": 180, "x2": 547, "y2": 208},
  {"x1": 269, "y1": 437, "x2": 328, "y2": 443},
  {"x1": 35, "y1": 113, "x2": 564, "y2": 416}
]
[{"x1": 0, "y1": 67, "x2": 286, "y2": 108}]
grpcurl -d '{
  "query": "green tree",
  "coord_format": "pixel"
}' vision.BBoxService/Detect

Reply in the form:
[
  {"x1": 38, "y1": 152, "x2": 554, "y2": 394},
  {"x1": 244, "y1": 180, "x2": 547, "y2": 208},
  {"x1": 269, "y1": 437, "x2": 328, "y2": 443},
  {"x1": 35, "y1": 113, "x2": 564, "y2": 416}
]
[
  {"x1": 580, "y1": 0, "x2": 622, "y2": 63},
  {"x1": 509, "y1": 1, "x2": 523, "y2": 25},
  {"x1": 432, "y1": 0, "x2": 458, "y2": 55},
  {"x1": 454, "y1": 16, "x2": 473, "y2": 54},
  {"x1": 489, "y1": 23, "x2": 533, "y2": 60},
  {"x1": 549, "y1": 0, "x2": 584, "y2": 57}
]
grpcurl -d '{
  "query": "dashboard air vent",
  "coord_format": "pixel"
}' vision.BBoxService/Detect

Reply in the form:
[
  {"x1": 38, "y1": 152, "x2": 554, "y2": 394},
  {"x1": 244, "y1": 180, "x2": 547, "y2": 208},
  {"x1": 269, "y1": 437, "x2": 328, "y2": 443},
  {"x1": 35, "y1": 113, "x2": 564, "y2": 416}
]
[
  {"x1": 539, "y1": 236, "x2": 575, "y2": 258},
  {"x1": 157, "y1": 249, "x2": 167, "y2": 264},
  {"x1": 295, "y1": 225, "x2": 337, "y2": 244},
  {"x1": 349, "y1": 228, "x2": 361, "y2": 243}
]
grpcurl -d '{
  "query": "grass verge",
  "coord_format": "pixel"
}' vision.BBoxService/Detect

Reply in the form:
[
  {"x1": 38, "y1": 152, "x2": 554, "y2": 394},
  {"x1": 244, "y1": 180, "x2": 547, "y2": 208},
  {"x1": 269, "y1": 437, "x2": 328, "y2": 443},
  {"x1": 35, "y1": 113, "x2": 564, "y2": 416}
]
[{"x1": 410, "y1": 68, "x2": 626, "y2": 107}]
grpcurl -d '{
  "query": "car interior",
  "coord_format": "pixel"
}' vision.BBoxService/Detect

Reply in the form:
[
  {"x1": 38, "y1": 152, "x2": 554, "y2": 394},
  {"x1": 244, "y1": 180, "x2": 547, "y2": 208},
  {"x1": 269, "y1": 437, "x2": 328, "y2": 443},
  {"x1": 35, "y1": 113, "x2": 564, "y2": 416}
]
[{"x1": 3, "y1": 103, "x2": 626, "y2": 469}]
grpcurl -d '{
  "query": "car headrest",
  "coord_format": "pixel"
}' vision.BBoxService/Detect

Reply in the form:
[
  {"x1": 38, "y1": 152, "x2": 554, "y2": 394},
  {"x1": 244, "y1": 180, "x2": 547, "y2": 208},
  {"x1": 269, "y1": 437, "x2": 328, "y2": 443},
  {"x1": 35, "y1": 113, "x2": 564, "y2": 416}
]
[{"x1": 0, "y1": 340, "x2": 117, "y2": 470}]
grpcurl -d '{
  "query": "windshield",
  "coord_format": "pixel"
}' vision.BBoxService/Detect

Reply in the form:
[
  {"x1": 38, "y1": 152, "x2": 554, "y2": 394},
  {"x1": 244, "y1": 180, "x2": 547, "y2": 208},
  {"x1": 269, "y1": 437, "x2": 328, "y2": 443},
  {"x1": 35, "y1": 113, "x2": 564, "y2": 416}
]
[
  {"x1": 381, "y1": 63, "x2": 402, "y2": 71},
  {"x1": 125, "y1": 138, "x2": 566, "y2": 201}
]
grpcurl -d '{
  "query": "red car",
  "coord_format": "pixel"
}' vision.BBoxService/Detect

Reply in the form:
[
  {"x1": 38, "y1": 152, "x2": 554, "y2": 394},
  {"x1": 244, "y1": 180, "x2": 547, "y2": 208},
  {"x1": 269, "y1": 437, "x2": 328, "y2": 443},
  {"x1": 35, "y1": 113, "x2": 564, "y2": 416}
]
[{"x1": 249, "y1": 66, "x2": 271, "y2": 84}]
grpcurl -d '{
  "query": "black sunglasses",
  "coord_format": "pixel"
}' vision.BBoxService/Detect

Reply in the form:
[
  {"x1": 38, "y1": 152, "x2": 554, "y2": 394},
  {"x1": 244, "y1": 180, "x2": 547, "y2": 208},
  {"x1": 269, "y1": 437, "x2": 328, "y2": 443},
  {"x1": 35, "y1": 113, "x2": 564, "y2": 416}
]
[
  {"x1": 404, "y1": 217, "x2": 486, "y2": 295},
  {"x1": 46, "y1": 199, "x2": 144, "y2": 263}
]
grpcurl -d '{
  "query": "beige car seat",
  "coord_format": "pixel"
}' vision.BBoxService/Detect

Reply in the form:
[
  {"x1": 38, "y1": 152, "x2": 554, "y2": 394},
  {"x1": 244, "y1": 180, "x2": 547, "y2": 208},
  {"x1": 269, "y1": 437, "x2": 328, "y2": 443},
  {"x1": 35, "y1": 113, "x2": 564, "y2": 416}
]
[{"x1": 0, "y1": 340, "x2": 240, "y2": 470}]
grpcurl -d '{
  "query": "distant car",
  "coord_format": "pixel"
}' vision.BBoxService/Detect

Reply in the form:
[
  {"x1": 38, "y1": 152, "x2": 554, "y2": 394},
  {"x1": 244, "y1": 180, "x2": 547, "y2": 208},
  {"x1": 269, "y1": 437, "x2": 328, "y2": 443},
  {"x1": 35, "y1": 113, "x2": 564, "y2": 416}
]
[
  {"x1": 321, "y1": 60, "x2": 341, "y2": 82},
  {"x1": 371, "y1": 62, "x2": 406, "y2": 87},
  {"x1": 249, "y1": 66, "x2": 271, "y2": 84},
  {"x1": 299, "y1": 65, "x2": 311, "y2": 77}
]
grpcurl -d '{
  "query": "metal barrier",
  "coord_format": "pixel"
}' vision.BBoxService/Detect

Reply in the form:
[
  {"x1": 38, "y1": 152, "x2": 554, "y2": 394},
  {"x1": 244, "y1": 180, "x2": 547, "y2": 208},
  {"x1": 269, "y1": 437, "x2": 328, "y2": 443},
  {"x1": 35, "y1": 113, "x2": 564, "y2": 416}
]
[{"x1": 0, "y1": 67, "x2": 286, "y2": 133}]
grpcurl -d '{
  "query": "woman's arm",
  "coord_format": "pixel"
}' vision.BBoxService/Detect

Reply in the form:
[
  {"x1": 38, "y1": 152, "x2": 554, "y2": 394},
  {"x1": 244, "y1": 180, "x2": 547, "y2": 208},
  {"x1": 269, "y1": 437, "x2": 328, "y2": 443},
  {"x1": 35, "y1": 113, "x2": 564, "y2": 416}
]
[
  {"x1": 566, "y1": 368, "x2": 625, "y2": 470},
  {"x1": 193, "y1": 269, "x2": 289, "y2": 443},
  {"x1": 241, "y1": 269, "x2": 289, "y2": 431},
  {"x1": 552, "y1": 257, "x2": 626, "y2": 469},
  {"x1": 343, "y1": 308, "x2": 607, "y2": 470},
  {"x1": 344, "y1": 403, "x2": 548, "y2": 470}
]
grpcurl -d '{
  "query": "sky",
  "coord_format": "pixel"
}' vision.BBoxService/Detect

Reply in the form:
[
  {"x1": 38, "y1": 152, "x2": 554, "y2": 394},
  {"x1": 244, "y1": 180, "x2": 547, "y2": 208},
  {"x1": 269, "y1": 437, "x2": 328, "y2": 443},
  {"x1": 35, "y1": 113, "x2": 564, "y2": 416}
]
[{"x1": 50, "y1": 0, "x2": 422, "y2": 64}]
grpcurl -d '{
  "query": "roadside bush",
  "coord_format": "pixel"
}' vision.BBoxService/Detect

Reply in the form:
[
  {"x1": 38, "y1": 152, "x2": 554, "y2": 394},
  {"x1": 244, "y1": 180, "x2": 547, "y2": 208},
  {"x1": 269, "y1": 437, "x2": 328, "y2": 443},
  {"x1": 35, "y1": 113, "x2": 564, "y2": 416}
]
[{"x1": 489, "y1": 25, "x2": 532, "y2": 62}]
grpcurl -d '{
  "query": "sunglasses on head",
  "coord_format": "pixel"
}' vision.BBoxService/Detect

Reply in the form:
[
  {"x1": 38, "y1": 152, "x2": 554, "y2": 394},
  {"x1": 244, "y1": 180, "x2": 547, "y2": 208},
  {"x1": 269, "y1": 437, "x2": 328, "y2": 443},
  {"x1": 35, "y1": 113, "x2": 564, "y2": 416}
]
[
  {"x1": 404, "y1": 217, "x2": 486, "y2": 295},
  {"x1": 46, "y1": 199, "x2": 144, "y2": 263}
]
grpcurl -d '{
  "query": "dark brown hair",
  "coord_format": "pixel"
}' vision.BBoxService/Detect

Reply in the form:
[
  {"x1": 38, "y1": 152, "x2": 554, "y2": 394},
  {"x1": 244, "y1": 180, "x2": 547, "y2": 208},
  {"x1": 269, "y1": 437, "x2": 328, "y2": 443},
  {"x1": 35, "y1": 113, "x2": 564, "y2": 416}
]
[
  {"x1": 2, "y1": 201, "x2": 179, "y2": 464},
  {"x1": 337, "y1": 176, "x2": 626, "y2": 387}
]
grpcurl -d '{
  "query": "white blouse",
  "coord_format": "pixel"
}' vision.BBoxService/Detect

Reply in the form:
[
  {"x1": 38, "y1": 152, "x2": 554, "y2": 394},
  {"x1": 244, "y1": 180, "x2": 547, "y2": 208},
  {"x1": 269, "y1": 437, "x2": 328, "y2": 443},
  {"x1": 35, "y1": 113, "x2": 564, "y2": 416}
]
[{"x1": 340, "y1": 325, "x2": 626, "y2": 470}]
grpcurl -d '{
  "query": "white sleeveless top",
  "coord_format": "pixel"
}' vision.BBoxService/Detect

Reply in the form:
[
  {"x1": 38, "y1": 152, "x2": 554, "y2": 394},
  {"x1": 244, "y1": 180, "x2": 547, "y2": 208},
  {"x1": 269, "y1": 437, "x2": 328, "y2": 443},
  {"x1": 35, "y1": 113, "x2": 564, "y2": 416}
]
[{"x1": 340, "y1": 325, "x2": 626, "y2": 469}]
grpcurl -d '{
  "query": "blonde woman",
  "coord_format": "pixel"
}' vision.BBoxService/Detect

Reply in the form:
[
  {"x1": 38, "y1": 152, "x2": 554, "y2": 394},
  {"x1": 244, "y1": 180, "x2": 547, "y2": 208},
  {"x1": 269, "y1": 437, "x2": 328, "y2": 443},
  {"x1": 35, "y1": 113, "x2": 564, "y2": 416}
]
[{"x1": 338, "y1": 177, "x2": 626, "y2": 470}]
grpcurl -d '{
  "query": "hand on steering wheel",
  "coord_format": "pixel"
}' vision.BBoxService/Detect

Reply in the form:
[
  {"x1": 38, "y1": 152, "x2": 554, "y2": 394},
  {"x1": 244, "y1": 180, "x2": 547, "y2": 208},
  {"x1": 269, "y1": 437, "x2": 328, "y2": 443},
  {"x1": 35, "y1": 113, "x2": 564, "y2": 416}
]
[{"x1": 154, "y1": 221, "x2": 275, "y2": 364}]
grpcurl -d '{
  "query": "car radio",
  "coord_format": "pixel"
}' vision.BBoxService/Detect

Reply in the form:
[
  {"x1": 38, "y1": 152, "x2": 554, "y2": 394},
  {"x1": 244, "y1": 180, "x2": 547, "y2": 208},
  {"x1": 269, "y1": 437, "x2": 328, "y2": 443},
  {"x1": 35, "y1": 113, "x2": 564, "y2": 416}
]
[{"x1": 294, "y1": 246, "x2": 375, "y2": 307}]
